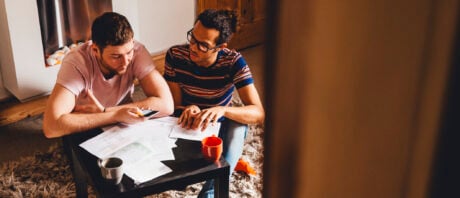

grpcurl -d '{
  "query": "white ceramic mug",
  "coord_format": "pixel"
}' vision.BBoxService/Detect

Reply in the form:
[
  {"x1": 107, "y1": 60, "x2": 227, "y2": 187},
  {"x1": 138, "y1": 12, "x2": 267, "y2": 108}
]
[{"x1": 98, "y1": 157, "x2": 124, "y2": 185}]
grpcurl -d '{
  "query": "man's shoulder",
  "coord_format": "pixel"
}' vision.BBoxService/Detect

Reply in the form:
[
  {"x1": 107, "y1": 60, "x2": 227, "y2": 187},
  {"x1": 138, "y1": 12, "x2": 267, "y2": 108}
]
[
  {"x1": 133, "y1": 40, "x2": 147, "y2": 51},
  {"x1": 220, "y1": 48, "x2": 242, "y2": 58},
  {"x1": 218, "y1": 48, "x2": 243, "y2": 64},
  {"x1": 166, "y1": 44, "x2": 190, "y2": 61},
  {"x1": 63, "y1": 44, "x2": 91, "y2": 66},
  {"x1": 59, "y1": 42, "x2": 96, "y2": 78},
  {"x1": 168, "y1": 44, "x2": 189, "y2": 54}
]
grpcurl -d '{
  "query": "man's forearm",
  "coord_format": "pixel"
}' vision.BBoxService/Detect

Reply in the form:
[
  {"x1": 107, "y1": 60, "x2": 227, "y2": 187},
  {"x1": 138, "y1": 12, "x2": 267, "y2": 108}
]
[
  {"x1": 43, "y1": 111, "x2": 116, "y2": 138},
  {"x1": 223, "y1": 105, "x2": 265, "y2": 125}
]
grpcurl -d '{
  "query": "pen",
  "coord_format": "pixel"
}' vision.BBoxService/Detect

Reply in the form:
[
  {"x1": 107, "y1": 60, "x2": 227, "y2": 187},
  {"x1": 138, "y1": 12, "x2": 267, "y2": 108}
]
[{"x1": 135, "y1": 109, "x2": 143, "y2": 117}]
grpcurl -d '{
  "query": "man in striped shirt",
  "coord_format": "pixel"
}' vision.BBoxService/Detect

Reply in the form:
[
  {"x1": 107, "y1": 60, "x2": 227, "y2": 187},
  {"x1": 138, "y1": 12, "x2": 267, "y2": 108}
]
[{"x1": 164, "y1": 9, "x2": 265, "y2": 198}]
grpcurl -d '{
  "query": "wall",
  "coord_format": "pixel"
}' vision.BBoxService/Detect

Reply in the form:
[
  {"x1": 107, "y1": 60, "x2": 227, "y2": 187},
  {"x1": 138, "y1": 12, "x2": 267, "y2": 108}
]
[
  {"x1": 112, "y1": 0, "x2": 195, "y2": 53},
  {"x1": 0, "y1": 0, "x2": 195, "y2": 101},
  {"x1": 137, "y1": 0, "x2": 195, "y2": 53},
  {"x1": 0, "y1": 0, "x2": 49, "y2": 101},
  {"x1": 0, "y1": 2, "x2": 11, "y2": 100},
  {"x1": 0, "y1": 67, "x2": 9, "y2": 100},
  {"x1": 0, "y1": 1, "x2": 10, "y2": 100}
]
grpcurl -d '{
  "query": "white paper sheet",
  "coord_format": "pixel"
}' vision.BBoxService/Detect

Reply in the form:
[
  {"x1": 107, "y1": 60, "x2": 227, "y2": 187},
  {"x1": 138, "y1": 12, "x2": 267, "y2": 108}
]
[
  {"x1": 124, "y1": 158, "x2": 173, "y2": 184},
  {"x1": 80, "y1": 119, "x2": 177, "y2": 183},
  {"x1": 79, "y1": 116, "x2": 221, "y2": 183},
  {"x1": 169, "y1": 122, "x2": 221, "y2": 141}
]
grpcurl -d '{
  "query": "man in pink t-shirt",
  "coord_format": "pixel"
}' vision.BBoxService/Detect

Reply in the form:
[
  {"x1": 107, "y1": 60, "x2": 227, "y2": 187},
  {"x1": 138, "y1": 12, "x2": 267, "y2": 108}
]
[{"x1": 43, "y1": 12, "x2": 174, "y2": 138}]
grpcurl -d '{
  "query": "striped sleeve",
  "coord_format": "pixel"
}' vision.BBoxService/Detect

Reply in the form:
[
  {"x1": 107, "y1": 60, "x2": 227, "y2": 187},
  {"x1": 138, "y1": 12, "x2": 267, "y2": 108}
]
[
  {"x1": 164, "y1": 48, "x2": 178, "y2": 82},
  {"x1": 232, "y1": 55, "x2": 254, "y2": 88}
]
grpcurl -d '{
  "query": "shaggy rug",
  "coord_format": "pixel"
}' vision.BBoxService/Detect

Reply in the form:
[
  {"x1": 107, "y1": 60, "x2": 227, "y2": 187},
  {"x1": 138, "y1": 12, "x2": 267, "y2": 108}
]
[{"x1": 0, "y1": 122, "x2": 264, "y2": 198}]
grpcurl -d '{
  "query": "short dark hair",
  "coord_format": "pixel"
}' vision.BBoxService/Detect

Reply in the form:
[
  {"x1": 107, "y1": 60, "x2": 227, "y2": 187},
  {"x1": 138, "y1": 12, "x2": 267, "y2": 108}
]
[
  {"x1": 197, "y1": 9, "x2": 238, "y2": 45},
  {"x1": 91, "y1": 12, "x2": 133, "y2": 51}
]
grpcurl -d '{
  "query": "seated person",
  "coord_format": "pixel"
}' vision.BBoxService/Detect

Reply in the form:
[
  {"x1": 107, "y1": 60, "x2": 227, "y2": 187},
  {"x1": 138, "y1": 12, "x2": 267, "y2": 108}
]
[
  {"x1": 43, "y1": 12, "x2": 174, "y2": 138},
  {"x1": 164, "y1": 9, "x2": 265, "y2": 198}
]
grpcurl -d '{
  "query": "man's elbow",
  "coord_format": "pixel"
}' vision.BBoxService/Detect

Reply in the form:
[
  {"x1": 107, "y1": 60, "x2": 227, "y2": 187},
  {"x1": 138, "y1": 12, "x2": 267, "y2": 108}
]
[
  {"x1": 255, "y1": 108, "x2": 265, "y2": 125},
  {"x1": 42, "y1": 122, "x2": 64, "y2": 139},
  {"x1": 154, "y1": 99, "x2": 174, "y2": 117},
  {"x1": 163, "y1": 94, "x2": 175, "y2": 115},
  {"x1": 164, "y1": 101, "x2": 174, "y2": 116},
  {"x1": 256, "y1": 113, "x2": 265, "y2": 125},
  {"x1": 43, "y1": 128, "x2": 58, "y2": 138}
]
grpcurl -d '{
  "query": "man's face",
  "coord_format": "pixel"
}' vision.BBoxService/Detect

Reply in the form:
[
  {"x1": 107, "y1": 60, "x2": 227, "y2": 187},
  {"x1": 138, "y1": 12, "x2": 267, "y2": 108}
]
[
  {"x1": 94, "y1": 39, "x2": 135, "y2": 77},
  {"x1": 188, "y1": 21, "x2": 223, "y2": 67}
]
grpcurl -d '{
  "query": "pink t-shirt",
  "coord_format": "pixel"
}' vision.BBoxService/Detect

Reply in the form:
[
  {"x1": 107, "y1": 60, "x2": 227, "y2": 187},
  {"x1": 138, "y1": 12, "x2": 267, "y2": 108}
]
[{"x1": 57, "y1": 40, "x2": 154, "y2": 107}]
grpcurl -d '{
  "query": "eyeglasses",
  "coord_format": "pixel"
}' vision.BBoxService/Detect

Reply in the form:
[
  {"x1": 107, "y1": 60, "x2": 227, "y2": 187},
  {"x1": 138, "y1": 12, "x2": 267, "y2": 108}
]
[{"x1": 186, "y1": 29, "x2": 220, "y2": 52}]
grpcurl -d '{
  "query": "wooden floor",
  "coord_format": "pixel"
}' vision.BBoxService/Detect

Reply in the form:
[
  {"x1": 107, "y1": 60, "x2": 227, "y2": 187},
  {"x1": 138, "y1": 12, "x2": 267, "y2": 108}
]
[{"x1": 0, "y1": 96, "x2": 48, "y2": 126}]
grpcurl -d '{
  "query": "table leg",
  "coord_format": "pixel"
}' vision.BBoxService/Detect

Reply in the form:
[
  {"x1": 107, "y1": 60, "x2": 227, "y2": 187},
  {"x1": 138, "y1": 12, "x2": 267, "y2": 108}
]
[
  {"x1": 63, "y1": 138, "x2": 88, "y2": 198},
  {"x1": 214, "y1": 167, "x2": 230, "y2": 198},
  {"x1": 72, "y1": 150, "x2": 88, "y2": 198}
]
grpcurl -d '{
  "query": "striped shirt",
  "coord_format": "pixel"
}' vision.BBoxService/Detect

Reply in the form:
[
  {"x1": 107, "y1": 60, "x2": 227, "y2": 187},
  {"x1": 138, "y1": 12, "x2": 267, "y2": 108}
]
[{"x1": 164, "y1": 44, "x2": 254, "y2": 109}]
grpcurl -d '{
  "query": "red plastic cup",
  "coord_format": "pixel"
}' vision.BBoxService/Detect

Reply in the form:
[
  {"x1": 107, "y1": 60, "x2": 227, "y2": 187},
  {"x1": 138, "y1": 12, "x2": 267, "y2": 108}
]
[{"x1": 201, "y1": 135, "x2": 223, "y2": 162}]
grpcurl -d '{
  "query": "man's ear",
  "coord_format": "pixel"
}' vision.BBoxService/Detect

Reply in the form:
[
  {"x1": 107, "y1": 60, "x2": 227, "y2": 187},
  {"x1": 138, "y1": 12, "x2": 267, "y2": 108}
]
[
  {"x1": 218, "y1": 43, "x2": 227, "y2": 50},
  {"x1": 91, "y1": 44, "x2": 100, "y2": 55}
]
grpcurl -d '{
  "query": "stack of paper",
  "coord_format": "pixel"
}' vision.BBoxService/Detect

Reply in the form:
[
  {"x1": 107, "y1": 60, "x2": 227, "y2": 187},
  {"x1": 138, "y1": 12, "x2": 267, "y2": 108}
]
[{"x1": 79, "y1": 116, "x2": 221, "y2": 184}]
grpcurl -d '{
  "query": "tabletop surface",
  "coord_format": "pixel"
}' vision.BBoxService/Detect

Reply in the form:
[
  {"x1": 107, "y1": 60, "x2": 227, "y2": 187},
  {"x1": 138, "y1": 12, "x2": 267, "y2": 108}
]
[{"x1": 65, "y1": 128, "x2": 229, "y2": 197}]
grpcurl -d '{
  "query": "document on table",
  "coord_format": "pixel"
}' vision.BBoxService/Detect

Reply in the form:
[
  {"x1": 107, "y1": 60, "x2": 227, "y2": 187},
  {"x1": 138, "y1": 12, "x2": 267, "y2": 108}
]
[
  {"x1": 168, "y1": 118, "x2": 221, "y2": 141},
  {"x1": 80, "y1": 118, "x2": 177, "y2": 183},
  {"x1": 79, "y1": 116, "x2": 221, "y2": 183},
  {"x1": 148, "y1": 116, "x2": 221, "y2": 141}
]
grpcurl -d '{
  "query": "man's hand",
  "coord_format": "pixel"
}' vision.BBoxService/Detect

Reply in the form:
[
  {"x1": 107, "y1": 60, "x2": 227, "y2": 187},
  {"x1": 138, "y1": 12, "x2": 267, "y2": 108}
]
[
  {"x1": 74, "y1": 89, "x2": 105, "y2": 113},
  {"x1": 192, "y1": 106, "x2": 226, "y2": 131},
  {"x1": 178, "y1": 105, "x2": 201, "y2": 129},
  {"x1": 73, "y1": 89, "x2": 147, "y2": 125},
  {"x1": 114, "y1": 107, "x2": 147, "y2": 125}
]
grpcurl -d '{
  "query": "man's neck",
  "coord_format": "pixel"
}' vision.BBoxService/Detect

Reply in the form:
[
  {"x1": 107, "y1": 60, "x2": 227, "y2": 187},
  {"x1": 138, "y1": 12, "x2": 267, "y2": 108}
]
[
  {"x1": 196, "y1": 51, "x2": 219, "y2": 67},
  {"x1": 98, "y1": 59, "x2": 116, "y2": 79}
]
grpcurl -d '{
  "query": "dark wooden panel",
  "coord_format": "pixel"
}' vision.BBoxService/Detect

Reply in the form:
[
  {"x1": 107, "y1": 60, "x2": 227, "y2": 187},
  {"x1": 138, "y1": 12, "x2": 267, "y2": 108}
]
[{"x1": 197, "y1": 0, "x2": 266, "y2": 50}]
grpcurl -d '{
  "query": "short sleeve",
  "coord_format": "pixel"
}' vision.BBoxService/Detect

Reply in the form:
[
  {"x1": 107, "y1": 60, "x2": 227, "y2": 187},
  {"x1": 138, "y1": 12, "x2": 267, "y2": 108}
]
[
  {"x1": 164, "y1": 48, "x2": 178, "y2": 82},
  {"x1": 56, "y1": 52, "x2": 86, "y2": 96},
  {"x1": 131, "y1": 42, "x2": 155, "y2": 81},
  {"x1": 232, "y1": 55, "x2": 254, "y2": 88}
]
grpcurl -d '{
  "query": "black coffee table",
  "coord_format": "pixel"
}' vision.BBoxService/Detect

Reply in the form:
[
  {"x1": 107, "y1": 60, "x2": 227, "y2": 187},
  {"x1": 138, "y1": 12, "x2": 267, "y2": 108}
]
[{"x1": 62, "y1": 128, "x2": 229, "y2": 198}]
